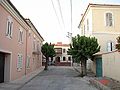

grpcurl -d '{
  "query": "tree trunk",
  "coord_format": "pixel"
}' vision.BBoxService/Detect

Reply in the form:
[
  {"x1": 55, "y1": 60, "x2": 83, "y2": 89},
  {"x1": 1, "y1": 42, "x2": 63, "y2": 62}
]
[
  {"x1": 44, "y1": 56, "x2": 49, "y2": 70},
  {"x1": 81, "y1": 60, "x2": 87, "y2": 77}
]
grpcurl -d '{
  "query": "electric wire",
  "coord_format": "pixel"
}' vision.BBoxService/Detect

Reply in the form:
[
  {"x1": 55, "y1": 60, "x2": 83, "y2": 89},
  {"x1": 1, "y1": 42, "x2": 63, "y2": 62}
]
[
  {"x1": 51, "y1": 0, "x2": 61, "y2": 27},
  {"x1": 70, "y1": 0, "x2": 72, "y2": 33},
  {"x1": 57, "y1": 0, "x2": 65, "y2": 28}
]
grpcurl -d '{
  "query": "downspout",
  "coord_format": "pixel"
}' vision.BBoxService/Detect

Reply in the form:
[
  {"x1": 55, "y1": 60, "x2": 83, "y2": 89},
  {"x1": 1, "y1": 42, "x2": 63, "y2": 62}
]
[{"x1": 25, "y1": 30, "x2": 28, "y2": 75}]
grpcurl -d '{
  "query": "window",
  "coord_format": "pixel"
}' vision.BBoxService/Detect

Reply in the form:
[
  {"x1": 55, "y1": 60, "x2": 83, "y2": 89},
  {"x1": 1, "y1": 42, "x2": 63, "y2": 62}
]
[
  {"x1": 87, "y1": 19, "x2": 89, "y2": 31},
  {"x1": 6, "y1": 16, "x2": 13, "y2": 38},
  {"x1": 28, "y1": 30, "x2": 31, "y2": 38},
  {"x1": 18, "y1": 28, "x2": 23, "y2": 43},
  {"x1": 33, "y1": 39, "x2": 36, "y2": 51},
  {"x1": 17, "y1": 54, "x2": 23, "y2": 71},
  {"x1": 68, "y1": 57, "x2": 71, "y2": 61},
  {"x1": 63, "y1": 57, "x2": 66, "y2": 61},
  {"x1": 26, "y1": 56, "x2": 30, "y2": 69},
  {"x1": 37, "y1": 42, "x2": 39, "y2": 51},
  {"x1": 83, "y1": 25, "x2": 85, "y2": 35},
  {"x1": 105, "y1": 12, "x2": 113, "y2": 27},
  {"x1": 107, "y1": 41, "x2": 114, "y2": 52},
  {"x1": 63, "y1": 49, "x2": 66, "y2": 53}
]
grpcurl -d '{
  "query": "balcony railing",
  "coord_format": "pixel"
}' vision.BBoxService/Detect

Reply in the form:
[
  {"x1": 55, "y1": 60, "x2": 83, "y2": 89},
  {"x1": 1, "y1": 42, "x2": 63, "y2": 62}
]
[{"x1": 32, "y1": 49, "x2": 41, "y2": 55}]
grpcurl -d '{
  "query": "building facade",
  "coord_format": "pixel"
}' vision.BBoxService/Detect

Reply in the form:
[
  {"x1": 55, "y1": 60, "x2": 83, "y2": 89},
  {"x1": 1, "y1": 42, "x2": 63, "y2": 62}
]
[
  {"x1": 78, "y1": 4, "x2": 120, "y2": 81},
  {"x1": 53, "y1": 42, "x2": 72, "y2": 66},
  {"x1": 78, "y1": 4, "x2": 120, "y2": 53},
  {"x1": 0, "y1": 0, "x2": 44, "y2": 83}
]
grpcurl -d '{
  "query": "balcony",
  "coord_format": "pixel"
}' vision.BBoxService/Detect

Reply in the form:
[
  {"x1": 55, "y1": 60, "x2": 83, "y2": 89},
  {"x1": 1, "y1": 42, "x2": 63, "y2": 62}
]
[
  {"x1": 32, "y1": 49, "x2": 41, "y2": 55},
  {"x1": 55, "y1": 48, "x2": 62, "y2": 55}
]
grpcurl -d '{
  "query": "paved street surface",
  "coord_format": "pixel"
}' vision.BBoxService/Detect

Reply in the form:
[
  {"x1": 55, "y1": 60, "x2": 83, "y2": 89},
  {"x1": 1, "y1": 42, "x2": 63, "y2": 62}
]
[{"x1": 18, "y1": 66, "x2": 98, "y2": 90}]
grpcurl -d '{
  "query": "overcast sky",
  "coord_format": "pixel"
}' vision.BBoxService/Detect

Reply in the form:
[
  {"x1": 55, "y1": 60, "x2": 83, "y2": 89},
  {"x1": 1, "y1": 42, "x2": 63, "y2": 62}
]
[{"x1": 11, "y1": 0, "x2": 120, "y2": 44}]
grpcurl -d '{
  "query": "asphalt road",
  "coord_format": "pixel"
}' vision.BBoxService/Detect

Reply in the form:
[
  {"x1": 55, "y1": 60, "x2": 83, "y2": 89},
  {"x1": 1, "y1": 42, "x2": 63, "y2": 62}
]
[{"x1": 18, "y1": 66, "x2": 98, "y2": 90}]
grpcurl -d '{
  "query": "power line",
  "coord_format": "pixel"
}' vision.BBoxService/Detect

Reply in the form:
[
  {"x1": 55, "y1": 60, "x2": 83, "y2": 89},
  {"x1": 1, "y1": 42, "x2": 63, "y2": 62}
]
[
  {"x1": 70, "y1": 0, "x2": 72, "y2": 32},
  {"x1": 57, "y1": 0, "x2": 65, "y2": 28},
  {"x1": 51, "y1": 0, "x2": 61, "y2": 27}
]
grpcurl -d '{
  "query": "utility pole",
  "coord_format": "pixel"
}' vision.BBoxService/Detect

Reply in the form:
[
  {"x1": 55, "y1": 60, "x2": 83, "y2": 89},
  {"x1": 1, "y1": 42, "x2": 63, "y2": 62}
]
[
  {"x1": 67, "y1": 32, "x2": 72, "y2": 66},
  {"x1": 67, "y1": 32, "x2": 72, "y2": 44}
]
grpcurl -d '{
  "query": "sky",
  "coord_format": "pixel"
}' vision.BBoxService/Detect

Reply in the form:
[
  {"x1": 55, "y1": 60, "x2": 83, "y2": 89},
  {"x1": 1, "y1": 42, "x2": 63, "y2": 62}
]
[{"x1": 10, "y1": 0, "x2": 120, "y2": 44}]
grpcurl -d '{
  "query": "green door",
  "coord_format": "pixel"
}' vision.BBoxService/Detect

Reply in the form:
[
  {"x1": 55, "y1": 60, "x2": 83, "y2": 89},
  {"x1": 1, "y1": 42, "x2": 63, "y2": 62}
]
[{"x1": 96, "y1": 58, "x2": 102, "y2": 77}]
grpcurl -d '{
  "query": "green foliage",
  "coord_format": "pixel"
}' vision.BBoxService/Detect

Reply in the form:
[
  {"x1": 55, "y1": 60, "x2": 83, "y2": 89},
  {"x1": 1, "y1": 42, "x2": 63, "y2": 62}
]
[
  {"x1": 116, "y1": 36, "x2": 120, "y2": 43},
  {"x1": 116, "y1": 36, "x2": 120, "y2": 50},
  {"x1": 41, "y1": 42, "x2": 55, "y2": 57},
  {"x1": 68, "y1": 35, "x2": 100, "y2": 63},
  {"x1": 41, "y1": 42, "x2": 56, "y2": 70}
]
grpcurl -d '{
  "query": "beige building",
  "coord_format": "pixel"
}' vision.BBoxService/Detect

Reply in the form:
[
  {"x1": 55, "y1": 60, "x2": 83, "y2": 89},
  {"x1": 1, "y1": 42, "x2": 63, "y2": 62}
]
[
  {"x1": 78, "y1": 4, "x2": 120, "y2": 81},
  {"x1": 53, "y1": 42, "x2": 72, "y2": 66},
  {"x1": 0, "y1": 0, "x2": 44, "y2": 83}
]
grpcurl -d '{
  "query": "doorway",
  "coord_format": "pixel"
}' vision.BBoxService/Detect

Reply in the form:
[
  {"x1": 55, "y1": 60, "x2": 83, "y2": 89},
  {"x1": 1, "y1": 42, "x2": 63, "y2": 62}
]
[
  {"x1": 56, "y1": 57, "x2": 60, "y2": 62},
  {"x1": 0, "y1": 53, "x2": 5, "y2": 83},
  {"x1": 96, "y1": 57, "x2": 102, "y2": 77}
]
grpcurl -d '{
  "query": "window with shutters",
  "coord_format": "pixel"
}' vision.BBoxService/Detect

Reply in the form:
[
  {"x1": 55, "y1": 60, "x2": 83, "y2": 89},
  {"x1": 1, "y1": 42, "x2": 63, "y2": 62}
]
[
  {"x1": 33, "y1": 39, "x2": 36, "y2": 51},
  {"x1": 6, "y1": 16, "x2": 13, "y2": 38},
  {"x1": 26, "y1": 56, "x2": 30, "y2": 69},
  {"x1": 17, "y1": 54, "x2": 23, "y2": 71},
  {"x1": 107, "y1": 41, "x2": 114, "y2": 52},
  {"x1": 18, "y1": 28, "x2": 23, "y2": 43},
  {"x1": 105, "y1": 12, "x2": 113, "y2": 27}
]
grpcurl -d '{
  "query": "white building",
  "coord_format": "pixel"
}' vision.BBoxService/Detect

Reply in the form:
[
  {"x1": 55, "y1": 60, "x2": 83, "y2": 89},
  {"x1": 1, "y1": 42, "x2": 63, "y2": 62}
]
[{"x1": 53, "y1": 42, "x2": 72, "y2": 66}]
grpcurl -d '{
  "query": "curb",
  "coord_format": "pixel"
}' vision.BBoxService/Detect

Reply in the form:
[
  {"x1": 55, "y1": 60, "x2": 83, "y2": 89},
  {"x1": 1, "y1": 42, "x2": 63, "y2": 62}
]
[
  {"x1": 73, "y1": 66, "x2": 111, "y2": 90},
  {"x1": 89, "y1": 79, "x2": 110, "y2": 90},
  {"x1": 16, "y1": 68, "x2": 44, "y2": 90},
  {"x1": 73, "y1": 66, "x2": 81, "y2": 73}
]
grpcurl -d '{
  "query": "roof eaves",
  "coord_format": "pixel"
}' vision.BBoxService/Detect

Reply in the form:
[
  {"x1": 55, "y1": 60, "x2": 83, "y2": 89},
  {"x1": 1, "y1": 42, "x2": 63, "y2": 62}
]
[
  {"x1": 25, "y1": 19, "x2": 44, "y2": 41},
  {"x1": 78, "y1": 3, "x2": 91, "y2": 28},
  {"x1": 7, "y1": 0, "x2": 30, "y2": 27}
]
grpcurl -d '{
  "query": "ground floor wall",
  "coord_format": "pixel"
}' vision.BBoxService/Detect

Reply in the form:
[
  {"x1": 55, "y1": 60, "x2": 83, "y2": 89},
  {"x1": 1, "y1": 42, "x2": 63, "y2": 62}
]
[
  {"x1": 91, "y1": 51, "x2": 120, "y2": 81},
  {"x1": 0, "y1": 49, "x2": 42, "y2": 83},
  {"x1": 90, "y1": 59, "x2": 97, "y2": 75},
  {"x1": 52, "y1": 55, "x2": 72, "y2": 66},
  {"x1": 92, "y1": 33, "x2": 118, "y2": 53},
  {"x1": 102, "y1": 51, "x2": 120, "y2": 81}
]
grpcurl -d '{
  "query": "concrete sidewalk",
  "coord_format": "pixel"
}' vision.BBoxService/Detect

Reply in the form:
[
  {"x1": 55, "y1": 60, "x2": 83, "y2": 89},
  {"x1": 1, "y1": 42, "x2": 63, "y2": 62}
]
[
  {"x1": 73, "y1": 66, "x2": 120, "y2": 90},
  {"x1": 0, "y1": 67, "x2": 44, "y2": 90},
  {"x1": 90, "y1": 77, "x2": 120, "y2": 90}
]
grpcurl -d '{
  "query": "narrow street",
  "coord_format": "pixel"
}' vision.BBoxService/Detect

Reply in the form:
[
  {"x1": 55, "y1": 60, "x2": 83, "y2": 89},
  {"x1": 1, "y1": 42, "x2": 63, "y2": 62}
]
[{"x1": 18, "y1": 66, "x2": 98, "y2": 90}]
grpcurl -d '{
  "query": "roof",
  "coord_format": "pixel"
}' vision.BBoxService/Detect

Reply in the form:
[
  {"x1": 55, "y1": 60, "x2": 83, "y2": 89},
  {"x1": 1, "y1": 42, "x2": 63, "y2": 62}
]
[
  {"x1": 78, "y1": 3, "x2": 120, "y2": 28},
  {"x1": 25, "y1": 19, "x2": 44, "y2": 41},
  {"x1": 52, "y1": 42, "x2": 70, "y2": 47},
  {"x1": 3, "y1": 0, "x2": 44, "y2": 41},
  {"x1": 6, "y1": 0, "x2": 30, "y2": 27}
]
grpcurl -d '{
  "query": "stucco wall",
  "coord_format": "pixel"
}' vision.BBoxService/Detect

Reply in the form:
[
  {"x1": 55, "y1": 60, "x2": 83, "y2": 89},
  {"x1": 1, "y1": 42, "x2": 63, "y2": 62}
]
[
  {"x1": 0, "y1": 5, "x2": 27, "y2": 81},
  {"x1": 92, "y1": 34, "x2": 118, "y2": 53},
  {"x1": 0, "y1": 2, "x2": 43, "y2": 82},
  {"x1": 92, "y1": 7, "x2": 120, "y2": 33},
  {"x1": 89, "y1": 60, "x2": 96, "y2": 74},
  {"x1": 102, "y1": 51, "x2": 120, "y2": 81}
]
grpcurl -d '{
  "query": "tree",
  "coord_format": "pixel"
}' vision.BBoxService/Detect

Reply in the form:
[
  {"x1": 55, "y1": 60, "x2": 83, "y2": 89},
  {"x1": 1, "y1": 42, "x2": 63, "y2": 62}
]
[
  {"x1": 116, "y1": 36, "x2": 120, "y2": 50},
  {"x1": 41, "y1": 42, "x2": 55, "y2": 70},
  {"x1": 68, "y1": 35, "x2": 100, "y2": 76}
]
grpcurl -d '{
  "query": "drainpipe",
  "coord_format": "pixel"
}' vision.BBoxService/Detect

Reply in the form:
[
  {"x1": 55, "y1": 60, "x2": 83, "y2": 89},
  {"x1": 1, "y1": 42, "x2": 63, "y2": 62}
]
[{"x1": 25, "y1": 30, "x2": 28, "y2": 75}]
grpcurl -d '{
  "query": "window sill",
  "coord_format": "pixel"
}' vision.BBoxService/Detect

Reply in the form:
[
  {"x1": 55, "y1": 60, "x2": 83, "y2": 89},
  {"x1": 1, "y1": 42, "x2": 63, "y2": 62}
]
[
  {"x1": 26, "y1": 67, "x2": 30, "y2": 69},
  {"x1": 17, "y1": 68, "x2": 22, "y2": 72},
  {"x1": 18, "y1": 41, "x2": 23, "y2": 44},
  {"x1": 6, "y1": 35, "x2": 12, "y2": 39}
]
